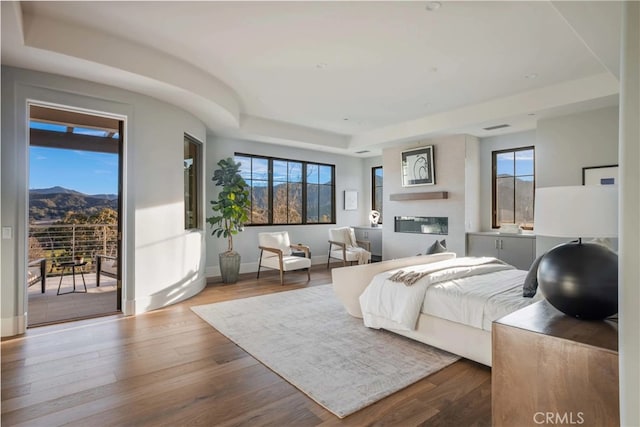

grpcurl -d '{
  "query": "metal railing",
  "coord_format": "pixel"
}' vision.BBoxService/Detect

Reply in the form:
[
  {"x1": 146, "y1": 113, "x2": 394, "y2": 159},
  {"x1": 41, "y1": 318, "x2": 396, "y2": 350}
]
[{"x1": 29, "y1": 223, "x2": 118, "y2": 274}]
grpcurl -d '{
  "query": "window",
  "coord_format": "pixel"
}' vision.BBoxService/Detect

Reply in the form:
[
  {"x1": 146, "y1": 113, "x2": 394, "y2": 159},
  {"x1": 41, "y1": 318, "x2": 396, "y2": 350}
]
[
  {"x1": 236, "y1": 153, "x2": 335, "y2": 225},
  {"x1": 372, "y1": 166, "x2": 383, "y2": 223},
  {"x1": 492, "y1": 146, "x2": 535, "y2": 229},
  {"x1": 184, "y1": 135, "x2": 201, "y2": 229}
]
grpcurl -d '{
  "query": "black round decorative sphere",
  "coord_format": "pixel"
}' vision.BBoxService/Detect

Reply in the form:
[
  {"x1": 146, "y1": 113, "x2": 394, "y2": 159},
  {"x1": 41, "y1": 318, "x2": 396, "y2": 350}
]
[{"x1": 537, "y1": 242, "x2": 618, "y2": 320}]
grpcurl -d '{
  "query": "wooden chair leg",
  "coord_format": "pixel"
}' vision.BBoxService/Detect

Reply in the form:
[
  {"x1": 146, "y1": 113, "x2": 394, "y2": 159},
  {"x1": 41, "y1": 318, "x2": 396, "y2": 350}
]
[
  {"x1": 326, "y1": 245, "x2": 331, "y2": 269},
  {"x1": 307, "y1": 266, "x2": 310, "y2": 281},
  {"x1": 279, "y1": 269, "x2": 284, "y2": 285},
  {"x1": 257, "y1": 250, "x2": 263, "y2": 279}
]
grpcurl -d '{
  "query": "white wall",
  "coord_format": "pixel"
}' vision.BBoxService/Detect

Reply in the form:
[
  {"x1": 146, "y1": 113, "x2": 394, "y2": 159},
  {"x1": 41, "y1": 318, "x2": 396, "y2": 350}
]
[
  {"x1": 382, "y1": 135, "x2": 473, "y2": 259},
  {"x1": 619, "y1": 2, "x2": 640, "y2": 424},
  {"x1": 1, "y1": 67, "x2": 207, "y2": 336},
  {"x1": 205, "y1": 136, "x2": 366, "y2": 277},
  {"x1": 464, "y1": 135, "x2": 481, "y2": 232},
  {"x1": 536, "y1": 106, "x2": 619, "y2": 188}
]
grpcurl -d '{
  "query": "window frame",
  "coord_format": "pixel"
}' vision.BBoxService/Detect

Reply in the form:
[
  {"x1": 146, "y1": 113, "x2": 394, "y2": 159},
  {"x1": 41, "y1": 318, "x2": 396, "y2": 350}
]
[
  {"x1": 491, "y1": 146, "x2": 535, "y2": 230},
  {"x1": 235, "y1": 153, "x2": 336, "y2": 226},
  {"x1": 371, "y1": 166, "x2": 383, "y2": 224},
  {"x1": 184, "y1": 134, "x2": 202, "y2": 230}
]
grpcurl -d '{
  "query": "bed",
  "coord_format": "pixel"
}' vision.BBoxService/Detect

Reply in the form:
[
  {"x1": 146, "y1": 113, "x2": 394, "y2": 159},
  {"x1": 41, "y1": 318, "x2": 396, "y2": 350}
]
[{"x1": 331, "y1": 253, "x2": 541, "y2": 366}]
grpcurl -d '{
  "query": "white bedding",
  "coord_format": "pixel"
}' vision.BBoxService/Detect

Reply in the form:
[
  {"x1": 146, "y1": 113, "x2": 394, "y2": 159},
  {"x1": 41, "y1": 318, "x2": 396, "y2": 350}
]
[
  {"x1": 423, "y1": 269, "x2": 543, "y2": 331},
  {"x1": 359, "y1": 257, "x2": 541, "y2": 332}
]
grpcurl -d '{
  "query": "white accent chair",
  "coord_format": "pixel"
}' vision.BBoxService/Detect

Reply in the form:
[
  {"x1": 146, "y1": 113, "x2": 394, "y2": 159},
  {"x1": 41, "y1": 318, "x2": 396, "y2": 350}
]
[
  {"x1": 257, "y1": 231, "x2": 311, "y2": 285},
  {"x1": 327, "y1": 227, "x2": 371, "y2": 267}
]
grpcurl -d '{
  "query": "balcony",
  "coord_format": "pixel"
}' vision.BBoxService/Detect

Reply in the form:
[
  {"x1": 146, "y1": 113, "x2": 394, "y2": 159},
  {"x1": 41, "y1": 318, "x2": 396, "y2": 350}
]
[{"x1": 28, "y1": 223, "x2": 119, "y2": 325}]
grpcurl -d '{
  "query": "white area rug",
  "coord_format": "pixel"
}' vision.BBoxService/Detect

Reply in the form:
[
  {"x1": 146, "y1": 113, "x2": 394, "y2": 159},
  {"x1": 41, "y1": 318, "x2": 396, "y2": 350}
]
[{"x1": 191, "y1": 285, "x2": 460, "y2": 418}]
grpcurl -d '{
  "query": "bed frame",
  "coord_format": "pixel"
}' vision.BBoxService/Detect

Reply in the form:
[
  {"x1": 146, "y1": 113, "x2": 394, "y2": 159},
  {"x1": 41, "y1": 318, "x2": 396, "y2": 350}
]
[{"x1": 331, "y1": 253, "x2": 493, "y2": 367}]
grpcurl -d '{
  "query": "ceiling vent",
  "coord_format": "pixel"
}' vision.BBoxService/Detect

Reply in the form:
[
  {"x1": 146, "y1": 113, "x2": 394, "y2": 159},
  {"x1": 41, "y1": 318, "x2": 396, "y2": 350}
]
[
  {"x1": 483, "y1": 124, "x2": 511, "y2": 131},
  {"x1": 355, "y1": 150, "x2": 370, "y2": 154}
]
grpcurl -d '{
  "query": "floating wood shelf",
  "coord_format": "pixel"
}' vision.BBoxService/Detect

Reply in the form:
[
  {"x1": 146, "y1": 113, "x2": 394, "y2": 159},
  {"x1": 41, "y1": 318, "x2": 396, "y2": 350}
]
[{"x1": 389, "y1": 191, "x2": 448, "y2": 201}]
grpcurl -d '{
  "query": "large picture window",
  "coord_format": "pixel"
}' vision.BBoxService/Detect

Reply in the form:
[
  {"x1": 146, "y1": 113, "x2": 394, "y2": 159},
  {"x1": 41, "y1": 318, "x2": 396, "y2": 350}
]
[
  {"x1": 235, "y1": 153, "x2": 335, "y2": 225},
  {"x1": 492, "y1": 146, "x2": 535, "y2": 230},
  {"x1": 184, "y1": 135, "x2": 202, "y2": 229},
  {"x1": 372, "y1": 166, "x2": 383, "y2": 223}
]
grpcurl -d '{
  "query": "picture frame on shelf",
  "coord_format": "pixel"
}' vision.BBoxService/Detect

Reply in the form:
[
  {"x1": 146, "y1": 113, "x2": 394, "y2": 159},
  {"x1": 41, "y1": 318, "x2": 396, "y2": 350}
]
[
  {"x1": 401, "y1": 146, "x2": 435, "y2": 187},
  {"x1": 582, "y1": 165, "x2": 618, "y2": 186}
]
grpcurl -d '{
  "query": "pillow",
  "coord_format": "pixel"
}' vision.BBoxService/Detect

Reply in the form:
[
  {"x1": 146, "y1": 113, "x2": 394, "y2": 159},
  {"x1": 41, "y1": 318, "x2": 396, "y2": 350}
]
[
  {"x1": 426, "y1": 239, "x2": 447, "y2": 255},
  {"x1": 523, "y1": 254, "x2": 544, "y2": 297}
]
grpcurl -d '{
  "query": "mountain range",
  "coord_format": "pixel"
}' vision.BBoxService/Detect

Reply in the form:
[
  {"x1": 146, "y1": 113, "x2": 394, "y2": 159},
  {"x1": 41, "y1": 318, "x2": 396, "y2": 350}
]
[{"x1": 29, "y1": 187, "x2": 118, "y2": 221}]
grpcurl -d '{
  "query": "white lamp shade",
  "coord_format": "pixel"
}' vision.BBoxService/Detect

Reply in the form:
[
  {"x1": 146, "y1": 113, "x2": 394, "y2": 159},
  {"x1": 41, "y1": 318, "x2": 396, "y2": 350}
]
[{"x1": 534, "y1": 186, "x2": 618, "y2": 238}]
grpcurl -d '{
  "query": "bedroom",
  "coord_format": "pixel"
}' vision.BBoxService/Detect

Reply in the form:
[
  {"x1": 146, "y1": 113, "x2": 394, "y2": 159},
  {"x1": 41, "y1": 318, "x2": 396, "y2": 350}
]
[{"x1": 1, "y1": 1, "x2": 638, "y2": 425}]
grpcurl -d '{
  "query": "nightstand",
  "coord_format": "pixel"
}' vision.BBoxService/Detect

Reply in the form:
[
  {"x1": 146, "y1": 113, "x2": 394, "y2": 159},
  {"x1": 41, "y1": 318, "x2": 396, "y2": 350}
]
[{"x1": 492, "y1": 300, "x2": 619, "y2": 427}]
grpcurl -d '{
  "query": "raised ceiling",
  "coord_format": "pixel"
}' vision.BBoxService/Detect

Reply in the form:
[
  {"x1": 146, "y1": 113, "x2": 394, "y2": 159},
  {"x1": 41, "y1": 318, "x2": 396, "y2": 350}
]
[{"x1": 1, "y1": 1, "x2": 622, "y2": 156}]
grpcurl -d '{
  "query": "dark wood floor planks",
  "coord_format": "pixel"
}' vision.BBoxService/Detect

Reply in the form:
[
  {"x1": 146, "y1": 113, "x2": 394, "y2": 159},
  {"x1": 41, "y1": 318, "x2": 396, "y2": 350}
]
[{"x1": 1, "y1": 265, "x2": 492, "y2": 426}]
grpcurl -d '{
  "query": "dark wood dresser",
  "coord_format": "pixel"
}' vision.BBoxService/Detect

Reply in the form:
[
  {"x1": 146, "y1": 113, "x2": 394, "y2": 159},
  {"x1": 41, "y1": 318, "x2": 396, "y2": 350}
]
[{"x1": 492, "y1": 300, "x2": 619, "y2": 427}]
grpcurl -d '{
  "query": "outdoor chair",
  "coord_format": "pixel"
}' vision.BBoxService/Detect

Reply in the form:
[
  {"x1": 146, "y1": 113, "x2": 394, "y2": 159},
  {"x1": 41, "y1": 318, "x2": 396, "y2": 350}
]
[{"x1": 27, "y1": 258, "x2": 47, "y2": 294}]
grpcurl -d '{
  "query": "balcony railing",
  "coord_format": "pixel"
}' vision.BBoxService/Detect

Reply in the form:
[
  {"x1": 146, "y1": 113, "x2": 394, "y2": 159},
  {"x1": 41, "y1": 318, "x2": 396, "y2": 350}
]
[{"x1": 29, "y1": 223, "x2": 118, "y2": 275}]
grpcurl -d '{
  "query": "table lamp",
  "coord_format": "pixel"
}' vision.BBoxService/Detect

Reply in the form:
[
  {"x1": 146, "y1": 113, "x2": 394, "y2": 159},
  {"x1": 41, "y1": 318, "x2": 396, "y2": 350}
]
[{"x1": 534, "y1": 185, "x2": 618, "y2": 320}]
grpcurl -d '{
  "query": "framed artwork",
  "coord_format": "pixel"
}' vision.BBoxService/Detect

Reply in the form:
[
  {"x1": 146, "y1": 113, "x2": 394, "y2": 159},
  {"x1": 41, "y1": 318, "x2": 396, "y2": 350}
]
[
  {"x1": 401, "y1": 146, "x2": 435, "y2": 187},
  {"x1": 582, "y1": 165, "x2": 618, "y2": 186},
  {"x1": 344, "y1": 190, "x2": 358, "y2": 210}
]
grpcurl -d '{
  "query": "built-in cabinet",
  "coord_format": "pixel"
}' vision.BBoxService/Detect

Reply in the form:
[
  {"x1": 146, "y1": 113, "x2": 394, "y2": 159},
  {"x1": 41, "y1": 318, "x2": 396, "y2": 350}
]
[
  {"x1": 466, "y1": 232, "x2": 535, "y2": 270},
  {"x1": 352, "y1": 226, "x2": 382, "y2": 261}
]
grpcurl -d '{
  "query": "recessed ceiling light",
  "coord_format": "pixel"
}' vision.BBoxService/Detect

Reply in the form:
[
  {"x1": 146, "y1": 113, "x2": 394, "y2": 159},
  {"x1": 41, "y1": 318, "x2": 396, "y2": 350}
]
[
  {"x1": 525, "y1": 73, "x2": 538, "y2": 79},
  {"x1": 528, "y1": 113, "x2": 537, "y2": 116},
  {"x1": 343, "y1": 118, "x2": 349, "y2": 121},
  {"x1": 316, "y1": 63, "x2": 327, "y2": 69},
  {"x1": 425, "y1": 1, "x2": 442, "y2": 11}
]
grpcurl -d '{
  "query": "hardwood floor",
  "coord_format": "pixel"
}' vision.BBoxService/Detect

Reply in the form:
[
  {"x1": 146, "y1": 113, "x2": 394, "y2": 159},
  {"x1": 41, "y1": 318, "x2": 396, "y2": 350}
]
[{"x1": 1, "y1": 265, "x2": 492, "y2": 426}]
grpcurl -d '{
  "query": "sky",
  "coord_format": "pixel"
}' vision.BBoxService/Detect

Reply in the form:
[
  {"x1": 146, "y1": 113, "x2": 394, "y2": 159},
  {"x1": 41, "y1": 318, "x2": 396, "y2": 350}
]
[
  {"x1": 496, "y1": 149, "x2": 534, "y2": 178},
  {"x1": 29, "y1": 146, "x2": 118, "y2": 195},
  {"x1": 236, "y1": 155, "x2": 333, "y2": 186}
]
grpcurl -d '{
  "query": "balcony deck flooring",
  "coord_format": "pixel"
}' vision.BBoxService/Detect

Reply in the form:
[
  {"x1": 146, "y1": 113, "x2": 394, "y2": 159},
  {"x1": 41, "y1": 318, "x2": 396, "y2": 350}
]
[{"x1": 28, "y1": 273, "x2": 118, "y2": 326}]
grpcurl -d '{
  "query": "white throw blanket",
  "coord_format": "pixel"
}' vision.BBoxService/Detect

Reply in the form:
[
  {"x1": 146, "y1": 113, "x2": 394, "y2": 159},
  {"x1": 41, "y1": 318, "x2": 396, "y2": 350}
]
[
  {"x1": 359, "y1": 257, "x2": 514, "y2": 331},
  {"x1": 341, "y1": 228, "x2": 370, "y2": 265}
]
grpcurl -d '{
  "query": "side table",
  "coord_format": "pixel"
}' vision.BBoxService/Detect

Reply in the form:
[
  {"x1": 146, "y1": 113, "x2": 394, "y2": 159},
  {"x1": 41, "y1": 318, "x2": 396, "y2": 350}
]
[
  {"x1": 492, "y1": 300, "x2": 619, "y2": 426},
  {"x1": 57, "y1": 261, "x2": 88, "y2": 295}
]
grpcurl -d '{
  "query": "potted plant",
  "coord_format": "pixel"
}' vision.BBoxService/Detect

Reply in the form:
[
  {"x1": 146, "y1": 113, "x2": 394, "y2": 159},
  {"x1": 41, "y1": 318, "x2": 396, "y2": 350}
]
[{"x1": 207, "y1": 157, "x2": 251, "y2": 284}]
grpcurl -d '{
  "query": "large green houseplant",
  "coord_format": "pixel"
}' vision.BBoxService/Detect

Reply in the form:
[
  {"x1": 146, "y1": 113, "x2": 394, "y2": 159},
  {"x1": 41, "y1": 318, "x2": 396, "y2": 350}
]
[{"x1": 207, "y1": 157, "x2": 250, "y2": 284}]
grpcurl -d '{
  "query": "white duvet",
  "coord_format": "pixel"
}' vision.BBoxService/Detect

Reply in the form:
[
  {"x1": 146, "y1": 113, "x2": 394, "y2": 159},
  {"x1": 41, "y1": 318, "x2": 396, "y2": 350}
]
[{"x1": 359, "y1": 257, "x2": 542, "y2": 332}]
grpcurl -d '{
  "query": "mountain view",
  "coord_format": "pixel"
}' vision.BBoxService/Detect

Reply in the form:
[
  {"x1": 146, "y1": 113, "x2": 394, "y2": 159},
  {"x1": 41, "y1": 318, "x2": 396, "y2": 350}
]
[
  {"x1": 29, "y1": 186, "x2": 118, "y2": 222},
  {"x1": 248, "y1": 183, "x2": 332, "y2": 224},
  {"x1": 495, "y1": 175, "x2": 534, "y2": 227}
]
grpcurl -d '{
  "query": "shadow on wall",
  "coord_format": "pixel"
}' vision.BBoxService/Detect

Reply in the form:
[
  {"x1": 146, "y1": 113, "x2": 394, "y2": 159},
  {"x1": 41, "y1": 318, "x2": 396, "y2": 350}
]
[
  {"x1": 134, "y1": 203, "x2": 206, "y2": 311},
  {"x1": 143, "y1": 268, "x2": 203, "y2": 312}
]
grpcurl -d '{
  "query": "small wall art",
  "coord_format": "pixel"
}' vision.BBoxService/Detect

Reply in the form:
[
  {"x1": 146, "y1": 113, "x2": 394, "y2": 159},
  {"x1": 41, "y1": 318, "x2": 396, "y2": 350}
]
[{"x1": 344, "y1": 190, "x2": 358, "y2": 210}]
